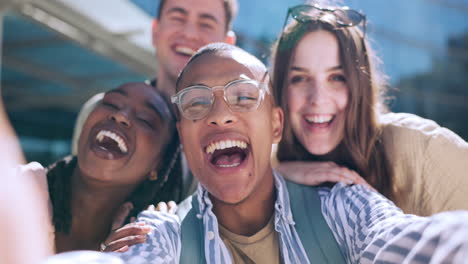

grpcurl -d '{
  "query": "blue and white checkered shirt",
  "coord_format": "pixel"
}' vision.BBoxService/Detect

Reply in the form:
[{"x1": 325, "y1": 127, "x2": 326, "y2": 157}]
[{"x1": 119, "y1": 171, "x2": 468, "y2": 263}]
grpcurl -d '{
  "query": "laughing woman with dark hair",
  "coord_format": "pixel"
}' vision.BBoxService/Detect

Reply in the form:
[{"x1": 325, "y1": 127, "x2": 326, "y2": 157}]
[
  {"x1": 19, "y1": 82, "x2": 184, "y2": 253},
  {"x1": 271, "y1": 3, "x2": 468, "y2": 216}
]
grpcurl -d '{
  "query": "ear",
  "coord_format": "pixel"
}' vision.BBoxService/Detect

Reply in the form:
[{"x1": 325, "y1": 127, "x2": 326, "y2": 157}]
[
  {"x1": 151, "y1": 19, "x2": 159, "y2": 47},
  {"x1": 224, "y1": 30, "x2": 236, "y2": 45},
  {"x1": 271, "y1": 106, "x2": 284, "y2": 144},
  {"x1": 176, "y1": 121, "x2": 184, "y2": 144}
]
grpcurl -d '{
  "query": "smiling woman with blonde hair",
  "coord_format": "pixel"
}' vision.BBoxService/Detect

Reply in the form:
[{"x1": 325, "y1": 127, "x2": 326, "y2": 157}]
[{"x1": 271, "y1": 3, "x2": 468, "y2": 215}]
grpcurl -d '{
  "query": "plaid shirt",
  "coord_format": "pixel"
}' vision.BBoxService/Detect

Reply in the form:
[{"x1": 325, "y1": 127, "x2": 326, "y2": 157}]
[{"x1": 118, "y1": 171, "x2": 468, "y2": 263}]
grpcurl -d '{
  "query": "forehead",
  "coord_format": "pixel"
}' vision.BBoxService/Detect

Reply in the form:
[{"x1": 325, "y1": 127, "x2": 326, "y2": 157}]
[
  {"x1": 109, "y1": 83, "x2": 154, "y2": 100},
  {"x1": 292, "y1": 31, "x2": 340, "y2": 65},
  {"x1": 161, "y1": 0, "x2": 226, "y2": 20},
  {"x1": 180, "y1": 53, "x2": 262, "y2": 88},
  {"x1": 108, "y1": 84, "x2": 172, "y2": 121}
]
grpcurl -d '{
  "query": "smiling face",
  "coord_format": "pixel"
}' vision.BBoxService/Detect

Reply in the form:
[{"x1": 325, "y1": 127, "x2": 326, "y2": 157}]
[
  {"x1": 77, "y1": 83, "x2": 172, "y2": 185},
  {"x1": 176, "y1": 51, "x2": 283, "y2": 205},
  {"x1": 287, "y1": 30, "x2": 349, "y2": 156},
  {"x1": 153, "y1": 0, "x2": 231, "y2": 85}
]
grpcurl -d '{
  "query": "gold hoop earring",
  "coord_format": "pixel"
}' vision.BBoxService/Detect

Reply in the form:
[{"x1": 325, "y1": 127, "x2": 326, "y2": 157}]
[{"x1": 149, "y1": 170, "x2": 158, "y2": 181}]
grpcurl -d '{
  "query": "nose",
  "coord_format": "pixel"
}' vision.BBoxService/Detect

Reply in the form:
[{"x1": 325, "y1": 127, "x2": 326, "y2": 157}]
[
  {"x1": 110, "y1": 110, "x2": 131, "y2": 127},
  {"x1": 181, "y1": 20, "x2": 198, "y2": 41},
  {"x1": 306, "y1": 81, "x2": 328, "y2": 105},
  {"x1": 205, "y1": 94, "x2": 237, "y2": 126}
]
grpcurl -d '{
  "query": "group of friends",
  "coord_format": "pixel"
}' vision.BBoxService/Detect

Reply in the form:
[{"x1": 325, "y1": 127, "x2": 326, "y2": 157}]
[{"x1": 2, "y1": 0, "x2": 468, "y2": 263}]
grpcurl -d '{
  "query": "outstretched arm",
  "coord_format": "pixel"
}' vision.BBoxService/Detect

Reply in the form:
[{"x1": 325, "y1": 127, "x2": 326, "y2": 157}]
[{"x1": 319, "y1": 183, "x2": 468, "y2": 263}]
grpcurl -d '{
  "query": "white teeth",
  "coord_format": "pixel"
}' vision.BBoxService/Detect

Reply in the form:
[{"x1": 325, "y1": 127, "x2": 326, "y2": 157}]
[
  {"x1": 96, "y1": 130, "x2": 128, "y2": 153},
  {"x1": 304, "y1": 115, "x2": 333, "y2": 124},
  {"x1": 205, "y1": 139, "x2": 248, "y2": 155},
  {"x1": 175, "y1": 46, "x2": 195, "y2": 56},
  {"x1": 218, "y1": 162, "x2": 241, "y2": 168}
]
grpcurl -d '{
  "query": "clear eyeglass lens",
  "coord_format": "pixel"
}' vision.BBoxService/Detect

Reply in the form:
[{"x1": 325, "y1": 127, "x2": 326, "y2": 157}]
[
  {"x1": 226, "y1": 82, "x2": 261, "y2": 111},
  {"x1": 180, "y1": 87, "x2": 212, "y2": 119}
]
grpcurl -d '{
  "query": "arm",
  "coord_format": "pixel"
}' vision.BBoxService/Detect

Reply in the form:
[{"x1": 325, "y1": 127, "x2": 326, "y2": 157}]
[
  {"x1": 319, "y1": 183, "x2": 468, "y2": 263},
  {"x1": 0, "y1": 95, "x2": 24, "y2": 164},
  {"x1": 278, "y1": 161, "x2": 374, "y2": 190},
  {"x1": 116, "y1": 209, "x2": 181, "y2": 264}
]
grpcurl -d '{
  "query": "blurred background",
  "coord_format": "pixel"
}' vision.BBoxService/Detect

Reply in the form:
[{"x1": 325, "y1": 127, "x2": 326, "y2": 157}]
[{"x1": 1, "y1": 0, "x2": 467, "y2": 165}]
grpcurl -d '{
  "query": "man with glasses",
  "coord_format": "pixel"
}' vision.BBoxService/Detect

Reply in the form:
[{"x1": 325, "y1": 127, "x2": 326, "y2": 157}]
[{"x1": 118, "y1": 43, "x2": 468, "y2": 264}]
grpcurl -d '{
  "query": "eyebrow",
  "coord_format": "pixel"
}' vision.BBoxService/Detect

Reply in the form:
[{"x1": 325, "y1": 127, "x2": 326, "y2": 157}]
[
  {"x1": 199, "y1": 13, "x2": 219, "y2": 24},
  {"x1": 165, "y1": 7, "x2": 219, "y2": 25},
  {"x1": 165, "y1": 7, "x2": 188, "y2": 16},
  {"x1": 107, "y1": 89, "x2": 128, "y2": 96},
  {"x1": 144, "y1": 101, "x2": 163, "y2": 119},
  {"x1": 290, "y1": 65, "x2": 343, "y2": 72}
]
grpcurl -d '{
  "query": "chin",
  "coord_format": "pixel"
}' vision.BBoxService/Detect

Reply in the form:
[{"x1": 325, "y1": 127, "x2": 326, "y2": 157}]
[
  {"x1": 210, "y1": 186, "x2": 250, "y2": 206},
  {"x1": 305, "y1": 143, "x2": 336, "y2": 156}
]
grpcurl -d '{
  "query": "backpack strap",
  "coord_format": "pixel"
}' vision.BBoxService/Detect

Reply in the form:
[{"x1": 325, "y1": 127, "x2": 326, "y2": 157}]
[
  {"x1": 180, "y1": 194, "x2": 206, "y2": 264},
  {"x1": 286, "y1": 180, "x2": 346, "y2": 263}
]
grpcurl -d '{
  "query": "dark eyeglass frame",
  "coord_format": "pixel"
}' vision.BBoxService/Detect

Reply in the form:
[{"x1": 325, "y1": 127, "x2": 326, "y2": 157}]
[
  {"x1": 171, "y1": 77, "x2": 270, "y2": 121},
  {"x1": 282, "y1": 4, "x2": 367, "y2": 37}
]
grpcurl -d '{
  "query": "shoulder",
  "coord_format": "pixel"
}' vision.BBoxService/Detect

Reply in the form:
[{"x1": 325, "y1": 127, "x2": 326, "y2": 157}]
[
  {"x1": 17, "y1": 162, "x2": 48, "y2": 190},
  {"x1": 380, "y1": 112, "x2": 441, "y2": 138},
  {"x1": 380, "y1": 112, "x2": 465, "y2": 143},
  {"x1": 379, "y1": 112, "x2": 467, "y2": 155},
  {"x1": 17, "y1": 161, "x2": 46, "y2": 177},
  {"x1": 119, "y1": 209, "x2": 181, "y2": 263}
]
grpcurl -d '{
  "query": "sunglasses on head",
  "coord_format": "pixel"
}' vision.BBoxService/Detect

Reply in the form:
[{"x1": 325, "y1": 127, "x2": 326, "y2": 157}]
[{"x1": 282, "y1": 4, "x2": 366, "y2": 37}]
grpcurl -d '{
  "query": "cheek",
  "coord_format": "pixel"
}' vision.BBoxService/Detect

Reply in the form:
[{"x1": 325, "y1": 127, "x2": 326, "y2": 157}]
[
  {"x1": 287, "y1": 88, "x2": 303, "y2": 113},
  {"x1": 287, "y1": 88, "x2": 305, "y2": 126},
  {"x1": 336, "y1": 88, "x2": 349, "y2": 112}
]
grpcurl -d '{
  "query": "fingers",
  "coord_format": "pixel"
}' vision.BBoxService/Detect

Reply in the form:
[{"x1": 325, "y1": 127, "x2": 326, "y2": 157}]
[
  {"x1": 103, "y1": 222, "x2": 153, "y2": 252},
  {"x1": 154, "y1": 201, "x2": 177, "y2": 214},
  {"x1": 111, "y1": 202, "x2": 133, "y2": 232},
  {"x1": 156, "y1": 202, "x2": 167, "y2": 213},
  {"x1": 103, "y1": 233, "x2": 147, "y2": 252},
  {"x1": 167, "y1": 201, "x2": 177, "y2": 214}
]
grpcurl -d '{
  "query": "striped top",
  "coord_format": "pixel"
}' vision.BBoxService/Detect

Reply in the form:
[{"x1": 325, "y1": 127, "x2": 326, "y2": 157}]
[{"x1": 118, "y1": 171, "x2": 468, "y2": 263}]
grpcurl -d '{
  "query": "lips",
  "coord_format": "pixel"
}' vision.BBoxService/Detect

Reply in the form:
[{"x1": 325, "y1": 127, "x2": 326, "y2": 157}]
[
  {"x1": 303, "y1": 114, "x2": 335, "y2": 130},
  {"x1": 204, "y1": 138, "x2": 250, "y2": 169}
]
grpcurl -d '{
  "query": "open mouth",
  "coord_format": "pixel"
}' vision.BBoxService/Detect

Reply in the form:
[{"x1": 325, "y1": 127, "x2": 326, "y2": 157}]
[
  {"x1": 174, "y1": 45, "x2": 196, "y2": 57},
  {"x1": 95, "y1": 130, "x2": 128, "y2": 155},
  {"x1": 304, "y1": 114, "x2": 335, "y2": 127},
  {"x1": 206, "y1": 139, "x2": 249, "y2": 168}
]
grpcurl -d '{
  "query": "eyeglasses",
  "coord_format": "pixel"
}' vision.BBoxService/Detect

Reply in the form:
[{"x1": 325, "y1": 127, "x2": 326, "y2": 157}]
[
  {"x1": 171, "y1": 78, "x2": 270, "y2": 121},
  {"x1": 282, "y1": 4, "x2": 366, "y2": 37}
]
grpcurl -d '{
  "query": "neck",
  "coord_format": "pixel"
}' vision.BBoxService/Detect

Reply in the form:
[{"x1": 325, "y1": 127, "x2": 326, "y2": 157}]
[
  {"x1": 211, "y1": 170, "x2": 276, "y2": 236},
  {"x1": 56, "y1": 167, "x2": 137, "y2": 252},
  {"x1": 156, "y1": 70, "x2": 177, "y2": 95}
]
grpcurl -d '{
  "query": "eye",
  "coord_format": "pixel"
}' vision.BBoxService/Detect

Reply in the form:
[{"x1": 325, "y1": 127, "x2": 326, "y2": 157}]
[
  {"x1": 102, "y1": 101, "x2": 119, "y2": 110},
  {"x1": 289, "y1": 75, "x2": 309, "y2": 84},
  {"x1": 227, "y1": 84, "x2": 259, "y2": 107},
  {"x1": 169, "y1": 15, "x2": 185, "y2": 24},
  {"x1": 330, "y1": 74, "x2": 347, "y2": 83},
  {"x1": 137, "y1": 118, "x2": 154, "y2": 129},
  {"x1": 200, "y1": 22, "x2": 215, "y2": 30}
]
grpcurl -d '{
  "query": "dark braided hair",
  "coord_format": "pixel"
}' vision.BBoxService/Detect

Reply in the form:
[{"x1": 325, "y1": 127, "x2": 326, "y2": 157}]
[{"x1": 47, "y1": 89, "x2": 183, "y2": 234}]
